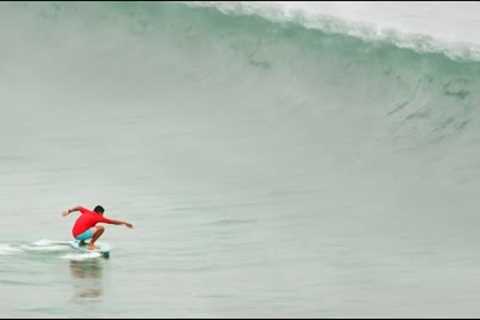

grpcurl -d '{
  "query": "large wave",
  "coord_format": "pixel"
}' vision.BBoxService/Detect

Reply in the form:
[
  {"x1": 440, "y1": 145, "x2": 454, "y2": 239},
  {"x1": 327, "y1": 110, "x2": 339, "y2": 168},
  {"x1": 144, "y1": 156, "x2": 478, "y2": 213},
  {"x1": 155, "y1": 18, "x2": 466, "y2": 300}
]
[
  {"x1": 1, "y1": 2, "x2": 479, "y2": 216},
  {"x1": 2, "y1": 4, "x2": 480, "y2": 315}
]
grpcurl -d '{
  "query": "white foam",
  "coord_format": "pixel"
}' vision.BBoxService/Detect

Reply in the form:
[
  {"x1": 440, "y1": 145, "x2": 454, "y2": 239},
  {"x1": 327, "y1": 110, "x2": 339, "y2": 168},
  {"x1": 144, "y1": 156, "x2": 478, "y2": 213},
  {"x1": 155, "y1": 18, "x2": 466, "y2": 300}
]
[
  {"x1": 61, "y1": 252, "x2": 102, "y2": 261},
  {"x1": 32, "y1": 239, "x2": 70, "y2": 246},
  {"x1": 18, "y1": 239, "x2": 72, "y2": 252},
  {"x1": 20, "y1": 245, "x2": 70, "y2": 252},
  {"x1": 0, "y1": 244, "x2": 23, "y2": 255}
]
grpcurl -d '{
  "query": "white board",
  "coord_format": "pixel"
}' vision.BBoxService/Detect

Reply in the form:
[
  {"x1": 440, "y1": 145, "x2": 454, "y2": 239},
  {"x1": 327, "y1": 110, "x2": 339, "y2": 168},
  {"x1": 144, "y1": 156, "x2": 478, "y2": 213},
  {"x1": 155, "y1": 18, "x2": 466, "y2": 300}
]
[{"x1": 69, "y1": 240, "x2": 111, "y2": 258}]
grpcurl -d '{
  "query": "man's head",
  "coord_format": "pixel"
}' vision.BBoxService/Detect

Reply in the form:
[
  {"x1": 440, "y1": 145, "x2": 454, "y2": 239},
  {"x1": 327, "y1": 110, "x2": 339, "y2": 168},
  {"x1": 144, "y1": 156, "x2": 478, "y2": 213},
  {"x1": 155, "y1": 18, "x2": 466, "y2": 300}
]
[{"x1": 93, "y1": 205, "x2": 105, "y2": 214}]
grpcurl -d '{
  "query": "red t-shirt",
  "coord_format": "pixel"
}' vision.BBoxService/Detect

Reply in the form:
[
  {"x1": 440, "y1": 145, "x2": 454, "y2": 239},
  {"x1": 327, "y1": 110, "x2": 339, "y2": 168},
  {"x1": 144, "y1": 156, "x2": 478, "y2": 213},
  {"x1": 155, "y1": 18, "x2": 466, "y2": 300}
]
[{"x1": 72, "y1": 207, "x2": 115, "y2": 237}]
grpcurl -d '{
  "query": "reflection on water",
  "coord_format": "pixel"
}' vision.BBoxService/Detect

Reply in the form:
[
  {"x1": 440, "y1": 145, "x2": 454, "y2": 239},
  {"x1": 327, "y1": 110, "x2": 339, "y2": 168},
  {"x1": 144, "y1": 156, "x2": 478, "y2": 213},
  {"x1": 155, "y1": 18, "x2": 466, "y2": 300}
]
[{"x1": 69, "y1": 259, "x2": 104, "y2": 300}]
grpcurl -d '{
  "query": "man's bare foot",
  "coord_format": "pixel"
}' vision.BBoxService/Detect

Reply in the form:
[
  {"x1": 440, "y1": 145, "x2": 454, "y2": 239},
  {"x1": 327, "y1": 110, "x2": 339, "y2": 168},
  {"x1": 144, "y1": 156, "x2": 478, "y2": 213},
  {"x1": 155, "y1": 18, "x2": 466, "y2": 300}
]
[{"x1": 87, "y1": 243, "x2": 97, "y2": 251}]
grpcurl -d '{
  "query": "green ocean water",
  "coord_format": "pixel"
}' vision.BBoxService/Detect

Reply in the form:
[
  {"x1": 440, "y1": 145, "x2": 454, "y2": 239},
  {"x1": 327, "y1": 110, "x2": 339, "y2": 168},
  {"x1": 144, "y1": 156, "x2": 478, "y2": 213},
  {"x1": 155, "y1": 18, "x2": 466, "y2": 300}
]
[{"x1": 1, "y1": 2, "x2": 480, "y2": 317}]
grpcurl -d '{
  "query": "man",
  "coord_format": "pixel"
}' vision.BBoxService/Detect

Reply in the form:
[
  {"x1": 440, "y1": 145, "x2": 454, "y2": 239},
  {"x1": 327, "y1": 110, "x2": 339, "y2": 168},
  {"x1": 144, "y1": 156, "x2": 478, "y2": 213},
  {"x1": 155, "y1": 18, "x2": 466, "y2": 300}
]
[{"x1": 62, "y1": 205, "x2": 133, "y2": 250}]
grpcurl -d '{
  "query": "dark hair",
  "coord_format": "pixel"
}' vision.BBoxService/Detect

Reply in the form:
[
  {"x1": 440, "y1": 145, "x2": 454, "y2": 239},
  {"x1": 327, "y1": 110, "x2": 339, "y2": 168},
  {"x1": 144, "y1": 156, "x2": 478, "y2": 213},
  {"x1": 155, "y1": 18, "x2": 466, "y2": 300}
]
[{"x1": 93, "y1": 205, "x2": 105, "y2": 214}]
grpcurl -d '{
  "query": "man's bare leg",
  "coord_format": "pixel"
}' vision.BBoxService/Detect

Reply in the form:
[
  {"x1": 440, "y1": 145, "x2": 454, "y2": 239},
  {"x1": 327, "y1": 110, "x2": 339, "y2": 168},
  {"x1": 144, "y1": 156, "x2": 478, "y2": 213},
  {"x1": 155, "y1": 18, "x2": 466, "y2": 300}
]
[{"x1": 88, "y1": 226, "x2": 105, "y2": 250}]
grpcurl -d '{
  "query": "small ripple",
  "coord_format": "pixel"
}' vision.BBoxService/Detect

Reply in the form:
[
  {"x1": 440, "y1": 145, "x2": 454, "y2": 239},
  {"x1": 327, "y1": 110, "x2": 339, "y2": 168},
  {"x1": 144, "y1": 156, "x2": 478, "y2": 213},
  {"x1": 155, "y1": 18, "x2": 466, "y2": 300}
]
[
  {"x1": 208, "y1": 218, "x2": 257, "y2": 226},
  {"x1": 0, "y1": 279, "x2": 32, "y2": 286}
]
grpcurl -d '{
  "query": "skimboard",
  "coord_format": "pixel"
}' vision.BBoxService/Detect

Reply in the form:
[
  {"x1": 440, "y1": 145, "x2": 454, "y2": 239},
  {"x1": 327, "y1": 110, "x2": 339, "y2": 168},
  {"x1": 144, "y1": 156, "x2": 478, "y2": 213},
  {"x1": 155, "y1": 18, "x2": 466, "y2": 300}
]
[{"x1": 69, "y1": 240, "x2": 111, "y2": 258}]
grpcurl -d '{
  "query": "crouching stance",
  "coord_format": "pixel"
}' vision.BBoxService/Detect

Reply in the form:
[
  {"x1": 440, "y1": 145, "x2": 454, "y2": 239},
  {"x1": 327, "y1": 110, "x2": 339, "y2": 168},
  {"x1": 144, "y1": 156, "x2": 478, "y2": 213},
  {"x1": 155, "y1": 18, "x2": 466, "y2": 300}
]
[{"x1": 62, "y1": 205, "x2": 133, "y2": 250}]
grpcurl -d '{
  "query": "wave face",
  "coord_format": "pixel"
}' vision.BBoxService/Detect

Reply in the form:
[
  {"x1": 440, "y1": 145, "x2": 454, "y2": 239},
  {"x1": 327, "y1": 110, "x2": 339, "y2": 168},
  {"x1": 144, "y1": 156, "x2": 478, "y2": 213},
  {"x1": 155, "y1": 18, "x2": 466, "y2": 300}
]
[
  {"x1": 2, "y1": 2, "x2": 477, "y2": 176},
  {"x1": 1, "y1": 2, "x2": 480, "y2": 317}
]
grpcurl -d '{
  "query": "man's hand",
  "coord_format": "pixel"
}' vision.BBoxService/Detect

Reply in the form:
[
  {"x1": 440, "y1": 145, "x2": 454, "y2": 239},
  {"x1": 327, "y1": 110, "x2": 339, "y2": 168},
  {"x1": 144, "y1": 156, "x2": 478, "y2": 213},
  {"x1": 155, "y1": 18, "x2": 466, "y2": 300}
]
[
  {"x1": 62, "y1": 206, "x2": 81, "y2": 217},
  {"x1": 124, "y1": 222, "x2": 134, "y2": 229}
]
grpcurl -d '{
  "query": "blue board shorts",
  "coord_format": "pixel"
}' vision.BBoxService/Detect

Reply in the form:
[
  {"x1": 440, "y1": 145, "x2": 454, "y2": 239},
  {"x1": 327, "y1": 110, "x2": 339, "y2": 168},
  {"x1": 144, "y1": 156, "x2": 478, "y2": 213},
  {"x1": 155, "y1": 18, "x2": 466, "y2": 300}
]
[{"x1": 75, "y1": 229, "x2": 94, "y2": 241}]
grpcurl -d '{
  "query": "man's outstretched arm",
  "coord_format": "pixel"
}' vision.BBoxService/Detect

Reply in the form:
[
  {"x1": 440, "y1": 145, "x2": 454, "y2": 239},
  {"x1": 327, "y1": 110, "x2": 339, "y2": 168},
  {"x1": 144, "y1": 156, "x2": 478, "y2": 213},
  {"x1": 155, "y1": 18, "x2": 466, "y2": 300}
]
[
  {"x1": 103, "y1": 218, "x2": 134, "y2": 229},
  {"x1": 62, "y1": 206, "x2": 83, "y2": 217}
]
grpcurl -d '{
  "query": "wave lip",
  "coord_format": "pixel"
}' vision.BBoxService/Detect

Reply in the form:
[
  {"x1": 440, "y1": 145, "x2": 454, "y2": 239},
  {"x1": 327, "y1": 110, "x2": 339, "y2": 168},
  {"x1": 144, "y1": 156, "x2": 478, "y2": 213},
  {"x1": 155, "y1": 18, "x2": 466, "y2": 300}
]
[{"x1": 187, "y1": 1, "x2": 480, "y2": 62}]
